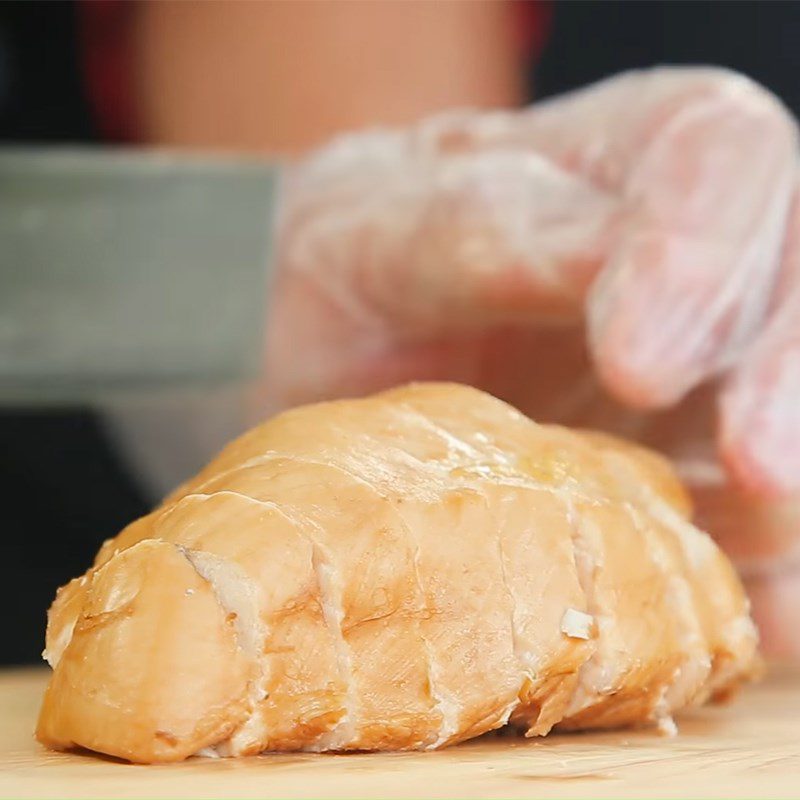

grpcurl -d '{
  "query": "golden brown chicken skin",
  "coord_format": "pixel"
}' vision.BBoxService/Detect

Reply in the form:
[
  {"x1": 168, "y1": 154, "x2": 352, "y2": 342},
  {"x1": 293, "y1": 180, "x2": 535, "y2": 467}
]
[{"x1": 37, "y1": 383, "x2": 758, "y2": 762}]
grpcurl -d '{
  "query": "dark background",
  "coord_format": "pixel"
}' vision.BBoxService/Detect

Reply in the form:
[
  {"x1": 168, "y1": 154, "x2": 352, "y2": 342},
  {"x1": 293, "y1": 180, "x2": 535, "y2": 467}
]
[{"x1": 2, "y1": 0, "x2": 799, "y2": 665}]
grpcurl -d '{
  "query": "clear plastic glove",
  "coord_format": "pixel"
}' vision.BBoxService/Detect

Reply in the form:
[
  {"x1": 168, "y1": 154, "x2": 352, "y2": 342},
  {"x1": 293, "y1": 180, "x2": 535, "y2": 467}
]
[{"x1": 263, "y1": 67, "x2": 800, "y2": 657}]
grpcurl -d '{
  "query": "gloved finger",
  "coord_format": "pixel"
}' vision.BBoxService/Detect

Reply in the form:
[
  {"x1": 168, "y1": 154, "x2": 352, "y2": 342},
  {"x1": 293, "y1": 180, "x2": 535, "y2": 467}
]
[
  {"x1": 743, "y1": 570, "x2": 800, "y2": 659},
  {"x1": 278, "y1": 128, "x2": 619, "y2": 338},
  {"x1": 693, "y1": 474, "x2": 800, "y2": 578},
  {"x1": 583, "y1": 71, "x2": 797, "y2": 409},
  {"x1": 398, "y1": 69, "x2": 797, "y2": 410},
  {"x1": 719, "y1": 185, "x2": 800, "y2": 497}
]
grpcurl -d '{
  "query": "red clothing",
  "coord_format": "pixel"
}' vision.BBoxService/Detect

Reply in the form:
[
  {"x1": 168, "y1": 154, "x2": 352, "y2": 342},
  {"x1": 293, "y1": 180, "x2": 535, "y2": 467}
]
[
  {"x1": 77, "y1": 1, "x2": 138, "y2": 142},
  {"x1": 518, "y1": 0, "x2": 552, "y2": 63}
]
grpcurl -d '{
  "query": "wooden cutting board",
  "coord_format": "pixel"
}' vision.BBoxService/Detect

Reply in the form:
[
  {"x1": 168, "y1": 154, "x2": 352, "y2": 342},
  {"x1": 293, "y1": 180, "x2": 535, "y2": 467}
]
[{"x1": 1, "y1": 666, "x2": 798, "y2": 799}]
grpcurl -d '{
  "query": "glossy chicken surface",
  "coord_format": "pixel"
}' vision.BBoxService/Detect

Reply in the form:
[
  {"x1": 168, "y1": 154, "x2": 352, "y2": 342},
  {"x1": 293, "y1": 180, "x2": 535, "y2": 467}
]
[{"x1": 37, "y1": 383, "x2": 758, "y2": 763}]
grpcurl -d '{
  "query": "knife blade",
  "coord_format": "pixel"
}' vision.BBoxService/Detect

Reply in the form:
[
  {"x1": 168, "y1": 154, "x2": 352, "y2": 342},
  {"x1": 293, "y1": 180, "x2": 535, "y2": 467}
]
[{"x1": 0, "y1": 147, "x2": 279, "y2": 404}]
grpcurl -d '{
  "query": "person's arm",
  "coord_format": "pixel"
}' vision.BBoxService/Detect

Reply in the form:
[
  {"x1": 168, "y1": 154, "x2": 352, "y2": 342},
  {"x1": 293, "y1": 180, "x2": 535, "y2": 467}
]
[{"x1": 131, "y1": 0, "x2": 527, "y2": 154}]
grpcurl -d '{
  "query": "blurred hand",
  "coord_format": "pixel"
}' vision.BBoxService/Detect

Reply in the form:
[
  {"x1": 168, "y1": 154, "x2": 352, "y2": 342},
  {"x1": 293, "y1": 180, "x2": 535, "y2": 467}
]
[{"x1": 263, "y1": 67, "x2": 800, "y2": 657}]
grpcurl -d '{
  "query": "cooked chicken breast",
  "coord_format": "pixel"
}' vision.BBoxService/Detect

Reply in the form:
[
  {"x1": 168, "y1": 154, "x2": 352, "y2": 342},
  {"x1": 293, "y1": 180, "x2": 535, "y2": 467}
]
[{"x1": 37, "y1": 383, "x2": 758, "y2": 763}]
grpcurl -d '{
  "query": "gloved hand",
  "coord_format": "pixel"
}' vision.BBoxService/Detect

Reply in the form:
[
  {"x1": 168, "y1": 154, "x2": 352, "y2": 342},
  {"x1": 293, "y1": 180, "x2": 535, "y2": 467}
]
[{"x1": 263, "y1": 67, "x2": 800, "y2": 657}]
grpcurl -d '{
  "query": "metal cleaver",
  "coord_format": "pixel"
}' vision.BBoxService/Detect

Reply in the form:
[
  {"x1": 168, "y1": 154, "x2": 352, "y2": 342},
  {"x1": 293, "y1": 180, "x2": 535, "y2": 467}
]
[{"x1": 0, "y1": 147, "x2": 279, "y2": 405}]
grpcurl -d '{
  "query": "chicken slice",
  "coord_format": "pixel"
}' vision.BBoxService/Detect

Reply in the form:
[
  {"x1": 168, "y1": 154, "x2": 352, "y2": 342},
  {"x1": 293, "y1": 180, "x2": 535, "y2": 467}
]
[
  {"x1": 639, "y1": 492, "x2": 760, "y2": 701},
  {"x1": 558, "y1": 500, "x2": 685, "y2": 729},
  {"x1": 37, "y1": 540, "x2": 254, "y2": 763},
  {"x1": 388, "y1": 485, "x2": 522, "y2": 746},
  {"x1": 491, "y1": 484, "x2": 595, "y2": 736},
  {"x1": 587, "y1": 436, "x2": 759, "y2": 701},
  {"x1": 627, "y1": 508, "x2": 712, "y2": 715},
  {"x1": 151, "y1": 491, "x2": 347, "y2": 752}
]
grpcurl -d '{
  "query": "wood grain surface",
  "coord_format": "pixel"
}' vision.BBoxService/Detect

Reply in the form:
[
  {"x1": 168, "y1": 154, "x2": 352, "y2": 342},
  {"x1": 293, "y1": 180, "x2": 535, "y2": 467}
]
[{"x1": 1, "y1": 666, "x2": 798, "y2": 799}]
